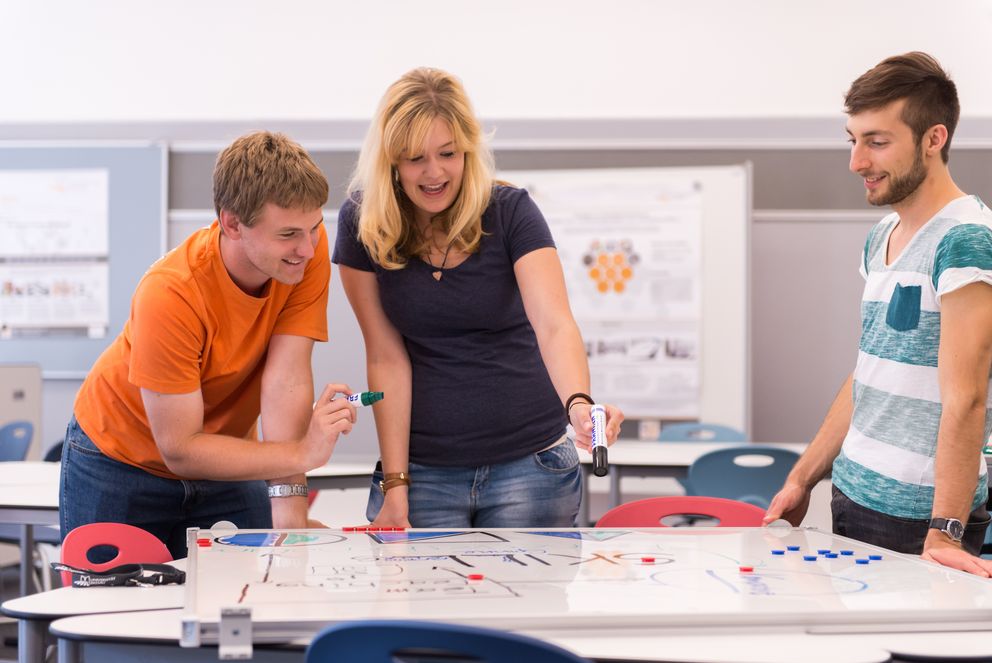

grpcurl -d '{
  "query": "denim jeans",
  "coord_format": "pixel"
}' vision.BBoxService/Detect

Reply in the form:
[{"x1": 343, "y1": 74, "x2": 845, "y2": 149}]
[
  {"x1": 366, "y1": 441, "x2": 582, "y2": 528},
  {"x1": 831, "y1": 485, "x2": 990, "y2": 556},
  {"x1": 60, "y1": 416, "x2": 272, "y2": 559}
]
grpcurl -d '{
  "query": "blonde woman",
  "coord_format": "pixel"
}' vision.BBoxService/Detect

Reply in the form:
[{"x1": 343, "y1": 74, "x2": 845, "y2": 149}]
[{"x1": 334, "y1": 68, "x2": 623, "y2": 528}]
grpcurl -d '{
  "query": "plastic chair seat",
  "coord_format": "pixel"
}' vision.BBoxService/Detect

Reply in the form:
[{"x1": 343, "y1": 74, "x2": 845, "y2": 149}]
[
  {"x1": 306, "y1": 619, "x2": 589, "y2": 663},
  {"x1": 596, "y1": 496, "x2": 766, "y2": 528},
  {"x1": 59, "y1": 522, "x2": 172, "y2": 586}
]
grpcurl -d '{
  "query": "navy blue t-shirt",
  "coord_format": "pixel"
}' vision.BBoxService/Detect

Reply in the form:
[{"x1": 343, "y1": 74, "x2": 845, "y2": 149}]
[{"x1": 332, "y1": 185, "x2": 566, "y2": 467}]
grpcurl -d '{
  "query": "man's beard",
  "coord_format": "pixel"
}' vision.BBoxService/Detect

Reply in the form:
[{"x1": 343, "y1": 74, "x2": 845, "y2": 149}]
[{"x1": 868, "y1": 147, "x2": 927, "y2": 207}]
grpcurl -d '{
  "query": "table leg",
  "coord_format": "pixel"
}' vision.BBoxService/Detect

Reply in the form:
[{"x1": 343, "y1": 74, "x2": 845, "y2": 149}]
[
  {"x1": 57, "y1": 637, "x2": 80, "y2": 663},
  {"x1": 20, "y1": 524, "x2": 36, "y2": 596},
  {"x1": 18, "y1": 617, "x2": 48, "y2": 663},
  {"x1": 609, "y1": 467, "x2": 621, "y2": 508},
  {"x1": 579, "y1": 466, "x2": 591, "y2": 527}
]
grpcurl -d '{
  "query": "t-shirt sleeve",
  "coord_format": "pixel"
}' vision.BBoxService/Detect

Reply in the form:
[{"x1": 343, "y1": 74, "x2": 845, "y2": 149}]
[
  {"x1": 127, "y1": 272, "x2": 206, "y2": 394},
  {"x1": 272, "y1": 223, "x2": 330, "y2": 340},
  {"x1": 933, "y1": 223, "x2": 992, "y2": 302},
  {"x1": 502, "y1": 187, "x2": 556, "y2": 263},
  {"x1": 859, "y1": 226, "x2": 874, "y2": 280},
  {"x1": 331, "y1": 197, "x2": 376, "y2": 272}
]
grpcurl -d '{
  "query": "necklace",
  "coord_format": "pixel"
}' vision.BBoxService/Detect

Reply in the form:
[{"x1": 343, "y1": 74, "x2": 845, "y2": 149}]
[{"x1": 426, "y1": 240, "x2": 454, "y2": 281}]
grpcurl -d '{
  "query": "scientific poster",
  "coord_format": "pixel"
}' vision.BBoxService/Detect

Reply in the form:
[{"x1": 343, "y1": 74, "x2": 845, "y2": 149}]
[
  {"x1": 0, "y1": 169, "x2": 110, "y2": 337},
  {"x1": 500, "y1": 169, "x2": 703, "y2": 418}
]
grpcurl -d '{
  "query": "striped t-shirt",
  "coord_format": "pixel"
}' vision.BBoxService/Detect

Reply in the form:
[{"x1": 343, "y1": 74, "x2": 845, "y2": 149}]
[{"x1": 832, "y1": 194, "x2": 992, "y2": 519}]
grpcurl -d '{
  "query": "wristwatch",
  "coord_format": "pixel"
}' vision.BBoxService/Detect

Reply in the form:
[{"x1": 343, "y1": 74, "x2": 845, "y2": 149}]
[
  {"x1": 929, "y1": 517, "x2": 965, "y2": 542},
  {"x1": 267, "y1": 483, "x2": 309, "y2": 498}
]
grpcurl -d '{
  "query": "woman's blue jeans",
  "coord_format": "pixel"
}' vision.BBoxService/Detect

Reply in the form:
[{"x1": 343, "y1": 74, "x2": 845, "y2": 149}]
[{"x1": 366, "y1": 441, "x2": 582, "y2": 528}]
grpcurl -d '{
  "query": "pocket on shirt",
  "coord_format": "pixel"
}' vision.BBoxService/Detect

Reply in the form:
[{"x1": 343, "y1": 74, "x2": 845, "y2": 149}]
[{"x1": 885, "y1": 283, "x2": 921, "y2": 332}]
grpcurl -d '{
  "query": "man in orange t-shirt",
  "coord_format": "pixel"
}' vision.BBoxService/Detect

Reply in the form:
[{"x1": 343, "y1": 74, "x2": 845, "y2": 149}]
[{"x1": 60, "y1": 132, "x2": 356, "y2": 558}]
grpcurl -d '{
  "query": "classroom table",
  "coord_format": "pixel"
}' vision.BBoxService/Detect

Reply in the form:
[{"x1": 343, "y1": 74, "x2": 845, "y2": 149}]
[
  {"x1": 1, "y1": 561, "x2": 186, "y2": 663},
  {"x1": 49, "y1": 608, "x2": 992, "y2": 663},
  {"x1": 35, "y1": 525, "x2": 992, "y2": 663},
  {"x1": 0, "y1": 460, "x2": 373, "y2": 599},
  {"x1": 0, "y1": 462, "x2": 60, "y2": 596}
]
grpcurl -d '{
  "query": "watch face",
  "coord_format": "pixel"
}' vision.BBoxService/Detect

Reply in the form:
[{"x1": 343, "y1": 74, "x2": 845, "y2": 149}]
[{"x1": 947, "y1": 519, "x2": 965, "y2": 541}]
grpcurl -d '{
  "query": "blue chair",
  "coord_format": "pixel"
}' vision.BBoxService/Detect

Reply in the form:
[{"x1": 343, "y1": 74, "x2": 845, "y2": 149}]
[
  {"x1": 0, "y1": 420, "x2": 32, "y2": 461},
  {"x1": 659, "y1": 422, "x2": 745, "y2": 442},
  {"x1": 306, "y1": 620, "x2": 590, "y2": 663},
  {"x1": 685, "y1": 445, "x2": 800, "y2": 509}
]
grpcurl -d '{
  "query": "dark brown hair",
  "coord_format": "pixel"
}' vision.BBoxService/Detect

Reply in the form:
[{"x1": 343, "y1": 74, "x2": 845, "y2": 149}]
[
  {"x1": 844, "y1": 52, "x2": 959, "y2": 164},
  {"x1": 213, "y1": 131, "x2": 328, "y2": 226}
]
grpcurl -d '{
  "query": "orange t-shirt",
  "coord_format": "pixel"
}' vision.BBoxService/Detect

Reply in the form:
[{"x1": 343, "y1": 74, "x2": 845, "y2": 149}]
[{"x1": 74, "y1": 221, "x2": 330, "y2": 479}]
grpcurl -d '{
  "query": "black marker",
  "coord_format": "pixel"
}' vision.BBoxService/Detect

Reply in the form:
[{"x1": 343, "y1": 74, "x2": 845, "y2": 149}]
[{"x1": 591, "y1": 404, "x2": 609, "y2": 477}]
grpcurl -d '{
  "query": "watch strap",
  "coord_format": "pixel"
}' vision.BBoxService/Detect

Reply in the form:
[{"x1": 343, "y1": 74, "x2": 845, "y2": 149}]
[{"x1": 929, "y1": 517, "x2": 965, "y2": 542}]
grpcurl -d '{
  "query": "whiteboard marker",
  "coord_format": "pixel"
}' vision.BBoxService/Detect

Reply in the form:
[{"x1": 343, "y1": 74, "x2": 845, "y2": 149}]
[
  {"x1": 346, "y1": 391, "x2": 384, "y2": 407},
  {"x1": 591, "y1": 404, "x2": 609, "y2": 477}
]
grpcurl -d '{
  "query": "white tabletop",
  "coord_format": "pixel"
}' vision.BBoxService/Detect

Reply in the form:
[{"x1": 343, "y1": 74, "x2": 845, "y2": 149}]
[
  {"x1": 0, "y1": 461, "x2": 59, "y2": 512},
  {"x1": 48, "y1": 608, "x2": 992, "y2": 663},
  {"x1": 1, "y1": 559, "x2": 187, "y2": 620}
]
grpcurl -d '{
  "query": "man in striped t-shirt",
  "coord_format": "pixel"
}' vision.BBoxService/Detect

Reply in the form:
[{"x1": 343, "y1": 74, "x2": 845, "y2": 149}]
[{"x1": 764, "y1": 53, "x2": 992, "y2": 576}]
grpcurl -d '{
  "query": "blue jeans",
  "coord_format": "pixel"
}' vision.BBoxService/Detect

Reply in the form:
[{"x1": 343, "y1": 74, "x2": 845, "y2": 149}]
[
  {"x1": 831, "y1": 486, "x2": 990, "y2": 556},
  {"x1": 60, "y1": 416, "x2": 272, "y2": 559},
  {"x1": 366, "y1": 441, "x2": 582, "y2": 528}
]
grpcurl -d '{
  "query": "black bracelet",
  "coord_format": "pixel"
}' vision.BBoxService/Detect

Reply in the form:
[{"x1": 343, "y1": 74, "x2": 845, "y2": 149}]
[{"x1": 565, "y1": 392, "x2": 594, "y2": 415}]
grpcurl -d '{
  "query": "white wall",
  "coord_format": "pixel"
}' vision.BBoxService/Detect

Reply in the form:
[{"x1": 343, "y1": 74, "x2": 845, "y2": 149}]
[{"x1": 3, "y1": 0, "x2": 992, "y2": 123}]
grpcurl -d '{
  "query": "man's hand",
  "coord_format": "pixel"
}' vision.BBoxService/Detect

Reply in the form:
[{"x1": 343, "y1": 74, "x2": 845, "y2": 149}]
[
  {"x1": 762, "y1": 482, "x2": 811, "y2": 526},
  {"x1": 922, "y1": 531, "x2": 992, "y2": 577},
  {"x1": 300, "y1": 383, "x2": 357, "y2": 469}
]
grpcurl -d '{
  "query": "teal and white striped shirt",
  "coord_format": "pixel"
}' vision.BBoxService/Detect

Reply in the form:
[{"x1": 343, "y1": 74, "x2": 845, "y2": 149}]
[{"x1": 832, "y1": 195, "x2": 992, "y2": 519}]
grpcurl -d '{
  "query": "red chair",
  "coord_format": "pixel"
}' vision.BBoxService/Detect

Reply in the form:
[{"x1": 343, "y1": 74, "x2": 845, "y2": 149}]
[
  {"x1": 596, "y1": 496, "x2": 766, "y2": 528},
  {"x1": 60, "y1": 523, "x2": 172, "y2": 586}
]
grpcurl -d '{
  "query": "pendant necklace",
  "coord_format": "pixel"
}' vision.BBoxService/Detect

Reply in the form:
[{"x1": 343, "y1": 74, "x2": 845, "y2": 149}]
[{"x1": 426, "y1": 240, "x2": 454, "y2": 281}]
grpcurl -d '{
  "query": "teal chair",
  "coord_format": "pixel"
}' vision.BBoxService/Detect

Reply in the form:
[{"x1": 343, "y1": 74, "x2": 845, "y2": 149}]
[
  {"x1": 659, "y1": 422, "x2": 745, "y2": 442},
  {"x1": 659, "y1": 422, "x2": 747, "y2": 494},
  {"x1": 685, "y1": 445, "x2": 800, "y2": 509},
  {"x1": 306, "y1": 620, "x2": 589, "y2": 663}
]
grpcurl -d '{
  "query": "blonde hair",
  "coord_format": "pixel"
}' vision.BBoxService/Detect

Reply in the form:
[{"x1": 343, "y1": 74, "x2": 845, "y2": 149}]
[
  {"x1": 348, "y1": 68, "x2": 495, "y2": 269},
  {"x1": 213, "y1": 131, "x2": 328, "y2": 226}
]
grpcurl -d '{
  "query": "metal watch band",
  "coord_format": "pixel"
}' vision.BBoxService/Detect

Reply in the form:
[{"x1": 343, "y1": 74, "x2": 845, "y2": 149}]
[{"x1": 267, "y1": 483, "x2": 309, "y2": 498}]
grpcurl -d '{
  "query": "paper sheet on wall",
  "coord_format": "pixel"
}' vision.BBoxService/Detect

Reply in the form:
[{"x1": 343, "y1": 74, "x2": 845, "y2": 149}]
[
  {"x1": 0, "y1": 169, "x2": 110, "y2": 337},
  {"x1": 500, "y1": 169, "x2": 702, "y2": 418}
]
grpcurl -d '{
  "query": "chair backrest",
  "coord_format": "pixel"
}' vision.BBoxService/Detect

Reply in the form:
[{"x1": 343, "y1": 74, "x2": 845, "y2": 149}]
[
  {"x1": 596, "y1": 495, "x2": 766, "y2": 528},
  {"x1": 658, "y1": 422, "x2": 745, "y2": 442},
  {"x1": 0, "y1": 420, "x2": 33, "y2": 461},
  {"x1": 60, "y1": 522, "x2": 172, "y2": 586},
  {"x1": 685, "y1": 445, "x2": 800, "y2": 508},
  {"x1": 306, "y1": 620, "x2": 590, "y2": 663}
]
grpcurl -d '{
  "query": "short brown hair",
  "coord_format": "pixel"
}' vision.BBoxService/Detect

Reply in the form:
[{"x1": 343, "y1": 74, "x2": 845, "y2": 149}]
[
  {"x1": 844, "y1": 52, "x2": 959, "y2": 164},
  {"x1": 213, "y1": 131, "x2": 329, "y2": 226}
]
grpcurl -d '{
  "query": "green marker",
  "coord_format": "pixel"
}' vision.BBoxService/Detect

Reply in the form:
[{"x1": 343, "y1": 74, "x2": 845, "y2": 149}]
[{"x1": 346, "y1": 391, "x2": 384, "y2": 407}]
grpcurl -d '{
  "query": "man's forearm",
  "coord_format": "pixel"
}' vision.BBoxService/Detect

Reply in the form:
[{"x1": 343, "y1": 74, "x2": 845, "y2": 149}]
[
  {"x1": 161, "y1": 433, "x2": 306, "y2": 480},
  {"x1": 931, "y1": 398, "x2": 987, "y2": 523}
]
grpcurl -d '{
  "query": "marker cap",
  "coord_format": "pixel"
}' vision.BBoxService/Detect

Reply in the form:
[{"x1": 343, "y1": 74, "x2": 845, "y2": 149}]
[{"x1": 592, "y1": 445, "x2": 609, "y2": 477}]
